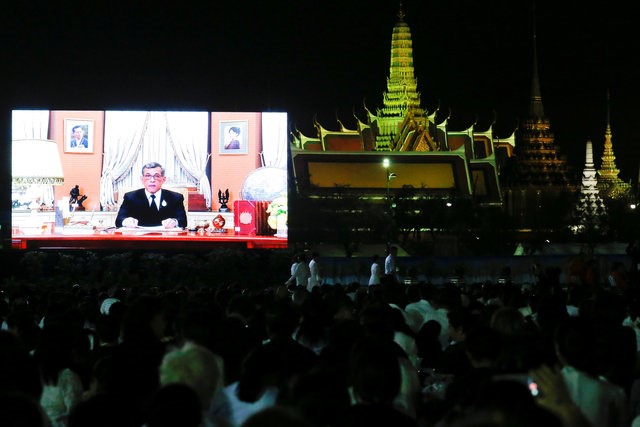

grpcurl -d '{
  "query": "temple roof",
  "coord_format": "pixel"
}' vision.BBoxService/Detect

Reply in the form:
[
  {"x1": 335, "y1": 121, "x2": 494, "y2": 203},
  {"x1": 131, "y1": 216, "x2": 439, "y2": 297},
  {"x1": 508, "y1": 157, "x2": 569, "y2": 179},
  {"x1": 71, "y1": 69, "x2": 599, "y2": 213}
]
[{"x1": 289, "y1": 4, "x2": 507, "y2": 204}]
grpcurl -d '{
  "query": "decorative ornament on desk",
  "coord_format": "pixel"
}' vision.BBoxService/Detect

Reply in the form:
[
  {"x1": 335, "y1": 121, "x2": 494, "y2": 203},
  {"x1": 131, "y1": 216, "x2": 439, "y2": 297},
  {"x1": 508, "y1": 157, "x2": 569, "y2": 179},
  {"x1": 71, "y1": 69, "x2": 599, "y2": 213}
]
[
  {"x1": 69, "y1": 185, "x2": 88, "y2": 211},
  {"x1": 211, "y1": 214, "x2": 227, "y2": 233},
  {"x1": 218, "y1": 189, "x2": 230, "y2": 212},
  {"x1": 266, "y1": 195, "x2": 288, "y2": 238},
  {"x1": 195, "y1": 218, "x2": 210, "y2": 236}
]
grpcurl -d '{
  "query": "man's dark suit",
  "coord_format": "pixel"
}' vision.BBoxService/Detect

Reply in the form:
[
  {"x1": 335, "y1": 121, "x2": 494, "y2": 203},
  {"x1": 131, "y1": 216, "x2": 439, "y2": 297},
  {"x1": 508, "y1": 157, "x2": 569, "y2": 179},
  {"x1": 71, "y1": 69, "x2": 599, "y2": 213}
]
[
  {"x1": 70, "y1": 137, "x2": 89, "y2": 148},
  {"x1": 115, "y1": 188, "x2": 188, "y2": 228}
]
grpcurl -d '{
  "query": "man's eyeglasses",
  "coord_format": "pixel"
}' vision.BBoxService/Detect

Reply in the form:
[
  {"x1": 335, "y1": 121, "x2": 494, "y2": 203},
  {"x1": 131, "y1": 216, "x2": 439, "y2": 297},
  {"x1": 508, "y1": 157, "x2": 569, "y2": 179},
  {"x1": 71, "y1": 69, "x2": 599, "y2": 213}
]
[{"x1": 143, "y1": 174, "x2": 164, "y2": 180}]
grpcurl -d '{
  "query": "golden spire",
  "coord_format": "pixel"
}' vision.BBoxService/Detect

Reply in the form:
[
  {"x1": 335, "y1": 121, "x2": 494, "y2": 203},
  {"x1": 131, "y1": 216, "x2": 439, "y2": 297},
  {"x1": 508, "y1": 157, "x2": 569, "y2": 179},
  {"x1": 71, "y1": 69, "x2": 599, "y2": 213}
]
[
  {"x1": 398, "y1": 1, "x2": 405, "y2": 21},
  {"x1": 375, "y1": 5, "x2": 427, "y2": 150},
  {"x1": 597, "y1": 90, "x2": 631, "y2": 199}
]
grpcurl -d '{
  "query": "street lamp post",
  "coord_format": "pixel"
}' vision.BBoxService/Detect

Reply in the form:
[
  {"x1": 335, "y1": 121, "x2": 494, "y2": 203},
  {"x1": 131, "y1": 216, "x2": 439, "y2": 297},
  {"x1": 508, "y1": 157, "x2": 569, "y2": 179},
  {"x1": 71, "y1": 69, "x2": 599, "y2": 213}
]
[
  {"x1": 382, "y1": 158, "x2": 396, "y2": 208},
  {"x1": 382, "y1": 158, "x2": 397, "y2": 247},
  {"x1": 387, "y1": 170, "x2": 397, "y2": 201}
]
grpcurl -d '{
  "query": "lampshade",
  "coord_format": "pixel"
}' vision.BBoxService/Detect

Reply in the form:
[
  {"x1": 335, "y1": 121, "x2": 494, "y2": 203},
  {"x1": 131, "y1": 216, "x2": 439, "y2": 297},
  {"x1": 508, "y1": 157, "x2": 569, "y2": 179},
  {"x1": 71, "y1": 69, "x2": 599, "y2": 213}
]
[{"x1": 12, "y1": 139, "x2": 64, "y2": 185}]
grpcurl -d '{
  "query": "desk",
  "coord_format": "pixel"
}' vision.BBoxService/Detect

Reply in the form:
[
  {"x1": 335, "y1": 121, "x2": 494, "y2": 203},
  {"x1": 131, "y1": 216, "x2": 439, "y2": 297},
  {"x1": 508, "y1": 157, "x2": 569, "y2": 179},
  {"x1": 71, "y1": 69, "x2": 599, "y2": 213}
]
[
  {"x1": 12, "y1": 211, "x2": 236, "y2": 230},
  {"x1": 12, "y1": 229, "x2": 287, "y2": 250}
]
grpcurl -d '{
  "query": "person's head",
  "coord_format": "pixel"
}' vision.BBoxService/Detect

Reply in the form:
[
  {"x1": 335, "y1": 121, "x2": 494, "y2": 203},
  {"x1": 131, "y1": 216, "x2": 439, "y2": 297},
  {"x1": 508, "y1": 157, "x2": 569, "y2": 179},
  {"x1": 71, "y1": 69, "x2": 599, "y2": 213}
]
[
  {"x1": 120, "y1": 295, "x2": 167, "y2": 343},
  {"x1": 490, "y1": 306, "x2": 527, "y2": 338},
  {"x1": 159, "y1": 342, "x2": 222, "y2": 410},
  {"x1": 0, "y1": 391, "x2": 48, "y2": 427},
  {"x1": 349, "y1": 335, "x2": 401, "y2": 405},
  {"x1": 72, "y1": 125, "x2": 84, "y2": 139},
  {"x1": 388, "y1": 246, "x2": 397, "y2": 256},
  {"x1": 141, "y1": 162, "x2": 167, "y2": 194},
  {"x1": 0, "y1": 331, "x2": 42, "y2": 401},
  {"x1": 145, "y1": 383, "x2": 202, "y2": 427},
  {"x1": 243, "y1": 407, "x2": 312, "y2": 427},
  {"x1": 464, "y1": 325, "x2": 503, "y2": 368},
  {"x1": 229, "y1": 126, "x2": 240, "y2": 138},
  {"x1": 553, "y1": 316, "x2": 597, "y2": 373},
  {"x1": 447, "y1": 305, "x2": 475, "y2": 342}
]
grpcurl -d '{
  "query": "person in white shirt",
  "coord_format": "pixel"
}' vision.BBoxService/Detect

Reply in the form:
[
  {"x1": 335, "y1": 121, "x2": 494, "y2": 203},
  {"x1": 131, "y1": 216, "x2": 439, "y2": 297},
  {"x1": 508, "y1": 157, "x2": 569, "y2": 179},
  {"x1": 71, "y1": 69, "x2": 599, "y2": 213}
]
[
  {"x1": 554, "y1": 317, "x2": 629, "y2": 427},
  {"x1": 307, "y1": 252, "x2": 322, "y2": 291},
  {"x1": 293, "y1": 253, "x2": 310, "y2": 288},
  {"x1": 384, "y1": 246, "x2": 399, "y2": 282},
  {"x1": 369, "y1": 254, "x2": 381, "y2": 286}
]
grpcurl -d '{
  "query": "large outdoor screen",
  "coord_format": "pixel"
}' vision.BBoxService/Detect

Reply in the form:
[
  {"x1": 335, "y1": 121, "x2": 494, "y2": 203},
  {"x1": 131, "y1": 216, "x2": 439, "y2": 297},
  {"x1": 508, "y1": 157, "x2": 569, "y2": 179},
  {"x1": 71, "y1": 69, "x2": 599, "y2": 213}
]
[{"x1": 9, "y1": 109, "x2": 289, "y2": 251}]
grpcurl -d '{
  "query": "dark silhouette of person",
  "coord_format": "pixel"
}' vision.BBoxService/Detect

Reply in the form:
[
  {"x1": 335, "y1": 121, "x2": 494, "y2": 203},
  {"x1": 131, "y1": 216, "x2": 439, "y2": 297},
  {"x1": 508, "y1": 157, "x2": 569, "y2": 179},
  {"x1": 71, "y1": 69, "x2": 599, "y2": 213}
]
[
  {"x1": 626, "y1": 239, "x2": 640, "y2": 291},
  {"x1": 69, "y1": 185, "x2": 88, "y2": 210},
  {"x1": 106, "y1": 295, "x2": 169, "y2": 425},
  {"x1": 70, "y1": 185, "x2": 80, "y2": 205}
]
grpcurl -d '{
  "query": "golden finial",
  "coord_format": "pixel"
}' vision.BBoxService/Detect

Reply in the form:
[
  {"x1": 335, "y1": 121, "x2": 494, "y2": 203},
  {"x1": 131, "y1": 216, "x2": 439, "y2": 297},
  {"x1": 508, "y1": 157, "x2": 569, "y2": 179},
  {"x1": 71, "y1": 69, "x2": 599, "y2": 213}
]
[{"x1": 398, "y1": 2, "x2": 405, "y2": 21}]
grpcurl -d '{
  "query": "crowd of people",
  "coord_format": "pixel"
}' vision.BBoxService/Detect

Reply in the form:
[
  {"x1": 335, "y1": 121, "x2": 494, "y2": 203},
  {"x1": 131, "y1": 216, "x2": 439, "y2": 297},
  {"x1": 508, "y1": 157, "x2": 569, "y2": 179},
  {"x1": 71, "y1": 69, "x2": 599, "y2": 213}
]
[{"x1": 1, "y1": 247, "x2": 640, "y2": 426}]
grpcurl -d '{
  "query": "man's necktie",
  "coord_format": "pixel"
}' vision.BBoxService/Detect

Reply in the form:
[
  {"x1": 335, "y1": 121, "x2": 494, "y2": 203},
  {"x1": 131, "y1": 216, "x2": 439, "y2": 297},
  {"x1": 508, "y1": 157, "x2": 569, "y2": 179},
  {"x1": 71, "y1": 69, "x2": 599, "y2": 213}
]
[{"x1": 150, "y1": 194, "x2": 157, "y2": 210}]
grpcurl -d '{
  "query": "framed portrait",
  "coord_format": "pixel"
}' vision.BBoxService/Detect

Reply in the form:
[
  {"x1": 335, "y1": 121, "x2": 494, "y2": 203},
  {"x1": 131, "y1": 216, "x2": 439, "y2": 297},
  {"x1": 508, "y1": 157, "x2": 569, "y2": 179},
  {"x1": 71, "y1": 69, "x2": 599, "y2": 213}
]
[
  {"x1": 219, "y1": 120, "x2": 248, "y2": 154},
  {"x1": 64, "y1": 118, "x2": 94, "y2": 153}
]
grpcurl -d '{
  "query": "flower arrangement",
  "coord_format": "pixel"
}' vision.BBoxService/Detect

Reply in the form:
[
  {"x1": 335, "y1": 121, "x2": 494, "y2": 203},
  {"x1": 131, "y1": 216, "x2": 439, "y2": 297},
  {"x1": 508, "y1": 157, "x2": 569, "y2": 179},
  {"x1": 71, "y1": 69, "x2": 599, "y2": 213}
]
[{"x1": 266, "y1": 195, "x2": 287, "y2": 231}]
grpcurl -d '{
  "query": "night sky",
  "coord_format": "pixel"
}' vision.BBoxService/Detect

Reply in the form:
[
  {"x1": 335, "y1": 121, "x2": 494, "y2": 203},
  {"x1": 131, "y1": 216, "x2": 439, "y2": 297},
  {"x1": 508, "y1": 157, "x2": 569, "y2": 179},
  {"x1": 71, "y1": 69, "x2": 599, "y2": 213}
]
[{"x1": 3, "y1": 1, "x2": 638, "y2": 180}]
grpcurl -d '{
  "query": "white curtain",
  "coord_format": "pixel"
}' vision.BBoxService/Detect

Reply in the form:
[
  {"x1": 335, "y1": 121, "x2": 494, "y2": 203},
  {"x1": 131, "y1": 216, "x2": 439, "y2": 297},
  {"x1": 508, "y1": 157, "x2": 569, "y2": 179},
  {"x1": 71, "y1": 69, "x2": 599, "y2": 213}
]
[
  {"x1": 12, "y1": 110, "x2": 54, "y2": 205},
  {"x1": 166, "y1": 112, "x2": 211, "y2": 207},
  {"x1": 12, "y1": 110, "x2": 49, "y2": 140},
  {"x1": 99, "y1": 111, "x2": 148, "y2": 208},
  {"x1": 100, "y1": 111, "x2": 210, "y2": 209},
  {"x1": 261, "y1": 112, "x2": 287, "y2": 168}
]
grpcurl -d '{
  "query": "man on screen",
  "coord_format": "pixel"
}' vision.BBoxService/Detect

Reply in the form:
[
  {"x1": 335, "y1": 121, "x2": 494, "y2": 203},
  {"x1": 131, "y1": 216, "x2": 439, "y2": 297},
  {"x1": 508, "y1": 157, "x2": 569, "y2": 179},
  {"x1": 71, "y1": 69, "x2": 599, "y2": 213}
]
[
  {"x1": 115, "y1": 162, "x2": 188, "y2": 229},
  {"x1": 70, "y1": 125, "x2": 89, "y2": 148}
]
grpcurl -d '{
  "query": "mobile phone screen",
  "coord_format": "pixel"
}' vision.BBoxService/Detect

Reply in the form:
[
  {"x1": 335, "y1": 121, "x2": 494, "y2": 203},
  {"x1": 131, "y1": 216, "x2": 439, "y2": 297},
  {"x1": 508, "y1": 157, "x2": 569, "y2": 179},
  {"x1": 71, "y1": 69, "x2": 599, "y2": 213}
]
[{"x1": 527, "y1": 377, "x2": 540, "y2": 397}]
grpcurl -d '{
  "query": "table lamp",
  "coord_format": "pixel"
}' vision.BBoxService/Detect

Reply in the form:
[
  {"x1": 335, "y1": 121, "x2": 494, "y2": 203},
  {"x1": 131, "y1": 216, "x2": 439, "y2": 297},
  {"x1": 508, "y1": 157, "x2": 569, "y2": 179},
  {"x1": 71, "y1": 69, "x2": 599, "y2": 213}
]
[{"x1": 12, "y1": 139, "x2": 64, "y2": 209}]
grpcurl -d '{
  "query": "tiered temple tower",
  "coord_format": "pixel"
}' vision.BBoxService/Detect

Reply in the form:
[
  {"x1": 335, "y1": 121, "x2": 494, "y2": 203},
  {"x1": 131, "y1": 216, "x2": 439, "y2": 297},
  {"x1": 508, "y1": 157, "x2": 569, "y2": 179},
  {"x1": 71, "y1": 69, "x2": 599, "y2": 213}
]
[
  {"x1": 500, "y1": 14, "x2": 578, "y2": 230},
  {"x1": 373, "y1": 6, "x2": 430, "y2": 151},
  {"x1": 573, "y1": 140, "x2": 607, "y2": 233},
  {"x1": 597, "y1": 91, "x2": 632, "y2": 200},
  {"x1": 506, "y1": 27, "x2": 574, "y2": 187}
]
